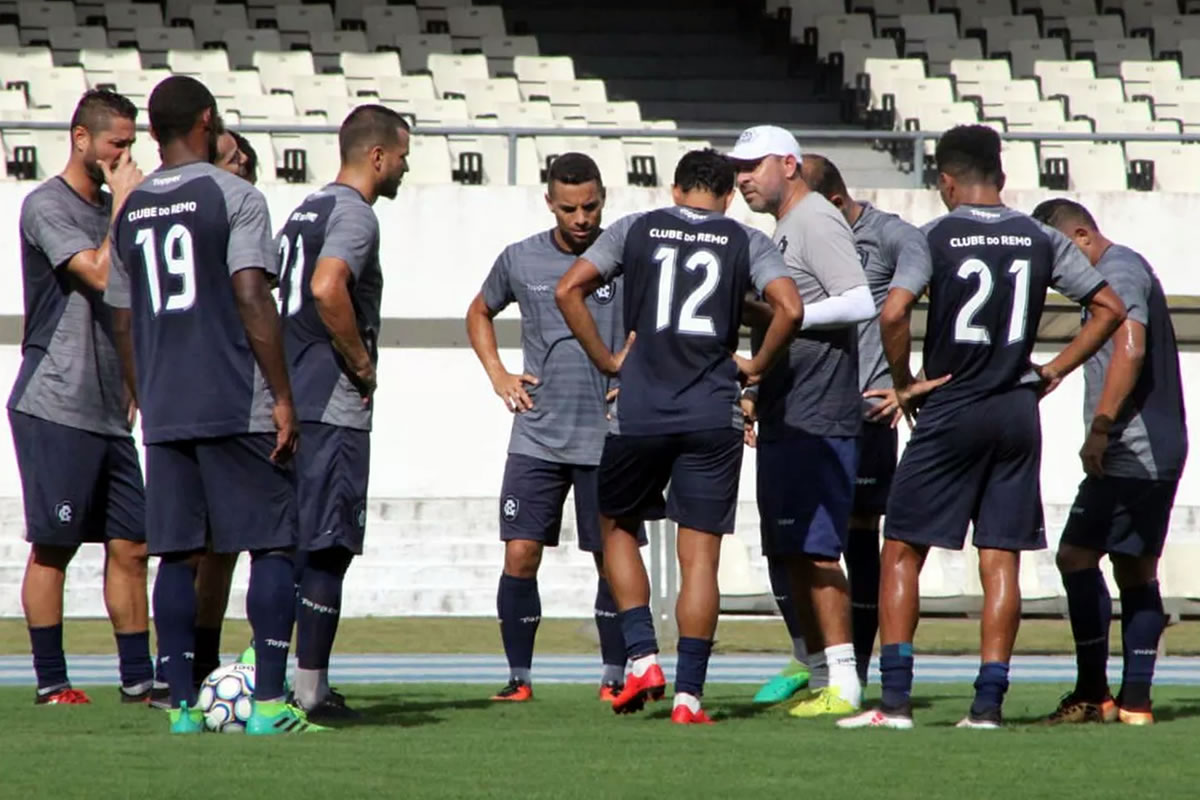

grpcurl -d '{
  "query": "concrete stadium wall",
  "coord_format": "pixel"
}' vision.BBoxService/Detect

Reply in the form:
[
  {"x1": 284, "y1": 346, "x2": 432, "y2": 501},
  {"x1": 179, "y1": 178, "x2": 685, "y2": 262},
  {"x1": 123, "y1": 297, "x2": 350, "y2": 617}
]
[{"x1": 0, "y1": 183, "x2": 1195, "y2": 619}]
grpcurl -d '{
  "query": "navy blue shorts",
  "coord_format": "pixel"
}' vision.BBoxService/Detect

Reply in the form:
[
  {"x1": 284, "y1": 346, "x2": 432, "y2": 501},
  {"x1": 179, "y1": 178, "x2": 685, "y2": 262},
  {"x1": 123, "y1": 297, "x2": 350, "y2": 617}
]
[
  {"x1": 598, "y1": 428, "x2": 744, "y2": 535},
  {"x1": 885, "y1": 388, "x2": 1045, "y2": 551},
  {"x1": 297, "y1": 422, "x2": 370, "y2": 555},
  {"x1": 1060, "y1": 476, "x2": 1179, "y2": 558},
  {"x1": 854, "y1": 421, "x2": 898, "y2": 517},
  {"x1": 500, "y1": 453, "x2": 648, "y2": 551},
  {"x1": 9, "y1": 410, "x2": 145, "y2": 546},
  {"x1": 144, "y1": 434, "x2": 298, "y2": 556},
  {"x1": 758, "y1": 432, "x2": 858, "y2": 560}
]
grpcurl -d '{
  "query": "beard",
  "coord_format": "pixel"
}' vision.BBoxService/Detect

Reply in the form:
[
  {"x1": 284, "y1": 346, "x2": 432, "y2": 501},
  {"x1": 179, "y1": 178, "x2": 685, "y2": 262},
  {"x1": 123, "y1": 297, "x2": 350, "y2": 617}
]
[
  {"x1": 83, "y1": 157, "x2": 105, "y2": 187},
  {"x1": 378, "y1": 174, "x2": 401, "y2": 200}
]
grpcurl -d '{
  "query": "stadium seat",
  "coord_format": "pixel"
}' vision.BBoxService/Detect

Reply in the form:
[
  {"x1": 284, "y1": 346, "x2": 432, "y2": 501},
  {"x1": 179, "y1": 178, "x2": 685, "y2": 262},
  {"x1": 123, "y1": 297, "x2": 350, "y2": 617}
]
[
  {"x1": 309, "y1": 30, "x2": 368, "y2": 75},
  {"x1": 188, "y1": 4, "x2": 248, "y2": 51},
  {"x1": 265, "y1": 73, "x2": 347, "y2": 102},
  {"x1": 447, "y1": 6, "x2": 505, "y2": 45},
  {"x1": 1120, "y1": 59, "x2": 1181, "y2": 99},
  {"x1": 17, "y1": 2, "x2": 75, "y2": 46},
  {"x1": 915, "y1": 100, "x2": 980, "y2": 132},
  {"x1": 229, "y1": 92, "x2": 298, "y2": 123},
  {"x1": 0, "y1": 26, "x2": 18, "y2": 48},
  {"x1": 332, "y1": 0, "x2": 370, "y2": 29},
  {"x1": 889, "y1": 77, "x2": 955, "y2": 128},
  {"x1": 200, "y1": 70, "x2": 264, "y2": 104},
  {"x1": 545, "y1": 78, "x2": 606, "y2": 108},
  {"x1": 862, "y1": 57, "x2": 926, "y2": 111},
  {"x1": 786, "y1": 0, "x2": 846, "y2": 43},
  {"x1": 964, "y1": 79, "x2": 1041, "y2": 117},
  {"x1": 1091, "y1": 38, "x2": 1152, "y2": 77},
  {"x1": 108, "y1": 67, "x2": 167, "y2": 105},
  {"x1": 582, "y1": 100, "x2": 641, "y2": 127},
  {"x1": 1151, "y1": 15, "x2": 1200, "y2": 57},
  {"x1": 79, "y1": 46, "x2": 139, "y2": 76},
  {"x1": 480, "y1": 35, "x2": 538, "y2": 76},
  {"x1": 514, "y1": 55, "x2": 575, "y2": 98},
  {"x1": 24, "y1": 64, "x2": 86, "y2": 108},
  {"x1": 943, "y1": 0, "x2": 1015, "y2": 35},
  {"x1": 950, "y1": 57, "x2": 1012, "y2": 85},
  {"x1": 377, "y1": 74, "x2": 437, "y2": 106},
  {"x1": 253, "y1": 50, "x2": 315, "y2": 81},
  {"x1": 292, "y1": 89, "x2": 354, "y2": 122},
  {"x1": 491, "y1": 99, "x2": 554, "y2": 127},
  {"x1": 271, "y1": 131, "x2": 339, "y2": 183},
  {"x1": 1045, "y1": 77, "x2": 1126, "y2": 119},
  {"x1": 409, "y1": 97, "x2": 469, "y2": 124},
  {"x1": 404, "y1": 134, "x2": 452, "y2": 184},
  {"x1": 47, "y1": 25, "x2": 104, "y2": 64},
  {"x1": 1060, "y1": 16, "x2": 1127, "y2": 55},
  {"x1": 1000, "y1": 139, "x2": 1042, "y2": 189},
  {"x1": 445, "y1": 129, "x2": 511, "y2": 186},
  {"x1": 1008, "y1": 39, "x2": 1068, "y2": 78},
  {"x1": 835, "y1": 38, "x2": 898, "y2": 87},
  {"x1": 1149, "y1": 78, "x2": 1200, "y2": 117},
  {"x1": 363, "y1": 6, "x2": 422, "y2": 52},
  {"x1": 1180, "y1": 38, "x2": 1200, "y2": 78},
  {"x1": 222, "y1": 29, "x2": 281, "y2": 71},
  {"x1": 340, "y1": 51, "x2": 402, "y2": 98},
  {"x1": 814, "y1": 15, "x2": 875, "y2": 59},
  {"x1": 461, "y1": 77, "x2": 521, "y2": 118},
  {"x1": 101, "y1": 3, "x2": 160, "y2": 48},
  {"x1": 1052, "y1": 142, "x2": 1130, "y2": 190},
  {"x1": 897, "y1": 14, "x2": 960, "y2": 53},
  {"x1": 428, "y1": 53, "x2": 489, "y2": 98},
  {"x1": 394, "y1": 34, "x2": 453, "y2": 74},
  {"x1": 866, "y1": 0, "x2": 931, "y2": 27},
  {"x1": 0, "y1": 87, "x2": 27, "y2": 110},
  {"x1": 1018, "y1": 0, "x2": 1101, "y2": 26},
  {"x1": 1000, "y1": 99, "x2": 1068, "y2": 129},
  {"x1": 921, "y1": 39, "x2": 983, "y2": 76},
  {"x1": 137, "y1": 26, "x2": 194, "y2": 68},
  {"x1": 536, "y1": 135, "x2": 628, "y2": 187},
  {"x1": 1118, "y1": 0, "x2": 1179, "y2": 35},
  {"x1": 275, "y1": 4, "x2": 335, "y2": 52},
  {"x1": 980, "y1": 15, "x2": 1039, "y2": 57},
  {"x1": 167, "y1": 49, "x2": 229, "y2": 75},
  {"x1": 1090, "y1": 100, "x2": 1153, "y2": 131}
]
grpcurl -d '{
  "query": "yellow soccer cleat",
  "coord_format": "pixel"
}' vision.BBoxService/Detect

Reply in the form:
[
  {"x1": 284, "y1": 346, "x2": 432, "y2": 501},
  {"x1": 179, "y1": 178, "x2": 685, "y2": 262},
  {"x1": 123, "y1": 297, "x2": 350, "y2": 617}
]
[{"x1": 788, "y1": 687, "x2": 858, "y2": 718}]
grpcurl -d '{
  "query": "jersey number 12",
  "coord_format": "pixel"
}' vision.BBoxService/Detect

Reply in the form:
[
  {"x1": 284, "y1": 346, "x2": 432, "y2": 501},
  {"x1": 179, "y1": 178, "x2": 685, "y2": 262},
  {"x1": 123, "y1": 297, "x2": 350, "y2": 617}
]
[
  {"x1": 653, "y1": 245, "x2": 720, "y2": 336},
  {"x1": 277, "y1": 234, "x2": 305, "y2": 317}
]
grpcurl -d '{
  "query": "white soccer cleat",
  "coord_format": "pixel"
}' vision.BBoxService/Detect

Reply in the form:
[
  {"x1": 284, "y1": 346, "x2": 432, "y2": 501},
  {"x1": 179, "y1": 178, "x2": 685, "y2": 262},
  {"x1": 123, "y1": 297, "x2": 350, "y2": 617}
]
[
  {"x1": 955, "y1": 714, "x2": 1002, "y2": 730},
  {"x1": 836, "y1": 708, "x2": 914, "y2": 730}
]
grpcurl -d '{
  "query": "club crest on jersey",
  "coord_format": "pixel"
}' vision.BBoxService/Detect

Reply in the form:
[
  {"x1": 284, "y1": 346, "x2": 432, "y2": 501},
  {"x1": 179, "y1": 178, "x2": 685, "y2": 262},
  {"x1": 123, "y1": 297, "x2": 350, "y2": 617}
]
[
  {"x1": 502, "y1": 495, "x2": 520, "y2": 522},
  {"x1": 592, "y1": 281, "x2": 615, "y2": 305},
  {"x1": 54, "y1": 501, "x2": 73, "y2": 526}
]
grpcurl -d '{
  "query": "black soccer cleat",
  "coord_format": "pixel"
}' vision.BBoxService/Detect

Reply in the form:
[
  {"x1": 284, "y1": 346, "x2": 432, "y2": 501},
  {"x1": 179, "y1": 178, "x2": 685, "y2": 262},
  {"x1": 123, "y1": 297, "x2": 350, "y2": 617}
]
[
  {"x1": 299, "y1": 688, "x2": 362, "y2": 723},
  {"x1": 147, "y1": 683, "x2": 172, "y2": 711}
]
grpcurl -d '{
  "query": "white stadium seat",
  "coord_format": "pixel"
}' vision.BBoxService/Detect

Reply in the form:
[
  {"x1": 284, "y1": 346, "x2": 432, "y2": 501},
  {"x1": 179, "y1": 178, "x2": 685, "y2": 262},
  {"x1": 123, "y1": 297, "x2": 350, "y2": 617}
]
[
  {"x1": 18, "y1": 2, "x2": 75, "y2": 45},
  {"x1": 447, "y1": 6, "x2": 506, "y2": 41},
  {"x1": 1090, "y1": 100, "x2": 1154, "y2": 131},
  {"x1": 1000, "y1": 140, "x2": 1042, "y2": 190},
  {"x1": 922, "y1": 39, "x2": 983, "y2": 76},
  {"x1": 546, "y1": 78, "x2": 607, "y2": 107},
  {"x1": 341, "y1": 51, "x2": 402, "y2": 98},
  {"x1": 1119, "y1": 0, "x2": 1180, "y2": 34},
  {"x1": 363, "y1": 6, "x2": 421, "y2": 52},
  {"x1": 404, "y1": 134, "x2": 452, "y2": 184},
  {"x1": 102, "y1": 2, "x2": 160, "y2": 47},
  {"x1": 275, "y1": 4, "x2": 334, "y2": 51},
  {"x1": 480, "y1": 35, "x2": 538, "y2": 76},
  {"x1": 377, "y1": 75, "x2": 437, "y2": 105},
  {"x1": 980, "y1": 15, "x2": 1039, "y2": 56},
  {"x1": 394, "y1": 34, "x2": 452, "y2": 74},
  {"x1": 1008, "y1": 39, "x2": 1067, "y2": 78},
  {"x1": 1121, "y1": 60, "x2": 1182, "y2": 99},
  {"x1": 189, "y1": 4, "x2": 247, "y2": 50},
  {"x1": 1091, "y1": 39, "x2": 1152, "y2": 77},
  {"x1": 814, "y1": 15, "x2": 874, "y2": 59},
  {"x1": 966, "y1": 79, "x2": 1041, "y2": 116},
  {"x1": 1060, "y1": 16, "x2": 1127, "y2": 53},
  {"x1": 108, "y1": 67, "x2": 167, "y2": 104},
  {"x1": 167, "y1": 49, "x2": 229, "y2": 75},
  {"x1": 135, "y1": 26, "x2": 194, "y2": 68},
  {"x1": 47, "y1": 25, "x2": 104, "y2": 63},
  {"x1": 1151, "y1": 15, "x2": 1200, "y2": 57},
  {"x1": 428, "y1": 53, "x2": 490, "y2": 98},
  {"x1": 944, "y1": 0, "x2": 1015, "y2": 35},
  {"x1": 1000, "y1": 99, "x2": 1068, "y2": 129},
  {"x1": 460, "y1": 77, "x2": 521, "y2": 118},
  {"x1": 898, "y1": 13, "x2": 960, "y2": 51},
  {"x1": 200, "y1": 70, "x2": 263, "y2": 103},
  {"x1": 79, "y1": 46, "x2": 139, "y2": 76},
  {"x1": 222, "y1": 29, "x2": 280, "y2": 71},
  {"x1": 836, "y1": 38, "x2": 898, "y2": 86}
]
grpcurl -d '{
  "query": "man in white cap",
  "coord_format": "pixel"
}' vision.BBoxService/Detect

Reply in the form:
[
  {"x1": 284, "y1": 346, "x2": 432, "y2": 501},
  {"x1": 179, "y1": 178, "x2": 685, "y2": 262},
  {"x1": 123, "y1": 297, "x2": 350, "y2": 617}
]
[{"x1": 729, "y1": 125, "x2": 875, "y2": 717}]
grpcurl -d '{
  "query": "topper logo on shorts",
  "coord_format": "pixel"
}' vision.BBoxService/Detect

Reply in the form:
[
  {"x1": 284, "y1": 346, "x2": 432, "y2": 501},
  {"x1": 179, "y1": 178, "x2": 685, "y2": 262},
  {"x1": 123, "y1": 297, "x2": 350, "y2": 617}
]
[
  {"x1": 592, "y1": 281, "x2": 615, "y2": 305},
  {"x1": 502, "y1": 495, "x2": 520, "y2": 522},
  {"x1": 54, "y1": 501, "x2": 73, "y2": 525}
]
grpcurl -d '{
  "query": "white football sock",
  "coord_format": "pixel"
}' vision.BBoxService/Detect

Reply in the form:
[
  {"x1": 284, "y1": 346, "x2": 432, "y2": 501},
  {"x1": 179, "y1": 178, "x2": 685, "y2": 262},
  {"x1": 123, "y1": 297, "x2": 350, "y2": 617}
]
[
  {"x1": 826, "y1": 643, "x2": 862, "y2": 707},
  {"x1": 792, "y1": 637, "x2": 809, "y2": 665},
  {"x1": 601, "y1": 663, "x2": 625, "y2": 685},
  {"x1": 510, "y1": 667, "x2": 532, "y2": 684},
  {"x1": 674, "y1": 692, "x2": 701, "y2": 713},
  {"x1": 808, "y1": 652, "x2": 829, "y2": 689},
  {"x1": 293, "y1": 667, "x2": 323, "y2": 709},
  {"x1": 630, "y1": 654, "x2": 658, "y2": 677}
]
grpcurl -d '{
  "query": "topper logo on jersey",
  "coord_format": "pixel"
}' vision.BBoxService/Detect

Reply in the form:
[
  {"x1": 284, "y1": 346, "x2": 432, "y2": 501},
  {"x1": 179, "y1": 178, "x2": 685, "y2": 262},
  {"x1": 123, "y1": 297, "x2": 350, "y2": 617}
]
[
  {"x1": 151, "y1": 175, "x2": 181, "y2": 187},
  {"x1": 502, "y1": 495, "x2": 520, "y2": 521},
  {"x1": 592, "y1": 281, "x2": 615, "y2": 305},
  {"x1": 54, "y1": 501, "x2": 73, "y2": 526},
  {"x1": 677, "y1": 207, "x2": 708, "y2": 221},
  {"x1": 968, "y1": 208, "x2": 1002, "y2": 220}
]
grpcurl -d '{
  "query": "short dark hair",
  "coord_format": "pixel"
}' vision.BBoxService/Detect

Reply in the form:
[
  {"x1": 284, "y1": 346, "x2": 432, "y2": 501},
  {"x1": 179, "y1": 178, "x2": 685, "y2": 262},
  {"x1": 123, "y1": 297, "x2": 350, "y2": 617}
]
[
  {"x1": 229, "y1": 130, "x2": 258, "y2": 184},
  {"x1": 674, "y1": 148, "x2": 735, "y2": 196},
  {"x1": 1031, "y1": 198, "x2": 1098, "y2": 230},
  {"x1": 547, "y1": 152, "x2": 603, "y2": 191},
  {"x1": 935, "y1": 124, "x2": 1004, "y2": 186},
  {"x1": 148, "y1": 75, "x2": 218, "y2": 148},
  {"x1": 802, "y1": 153, "x2": 848, "y2": 198},
  {"x1": 70, "y1": 89, "x2": 137, "y2": 133},
  {"x1": 339, "y1": 104, "x2": 409, "y2": 162}
]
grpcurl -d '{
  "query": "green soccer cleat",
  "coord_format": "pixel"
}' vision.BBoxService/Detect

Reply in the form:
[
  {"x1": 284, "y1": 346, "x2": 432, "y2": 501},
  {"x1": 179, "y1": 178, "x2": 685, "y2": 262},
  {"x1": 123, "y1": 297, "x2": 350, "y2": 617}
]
[
  {"x1": 245, "y1": 700, "x2": 329, "y2": 735},
  {"x1": 168, "y1": 702, "x2": 206, "y2": 734},
  {"x1": 753, "y1": 660, "x2": 811, "y2": 704},
  {"x1": 239, "y1": 644, "x2": 256, "y2": 666}
]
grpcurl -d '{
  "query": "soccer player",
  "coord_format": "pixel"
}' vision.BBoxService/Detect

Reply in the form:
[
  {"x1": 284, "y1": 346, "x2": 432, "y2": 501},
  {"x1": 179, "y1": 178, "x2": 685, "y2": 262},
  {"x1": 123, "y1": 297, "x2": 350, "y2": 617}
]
[
  {"x1": 230, "y1": 132, "x2": 259, "y2": 184},
  {"x1": 10, "y1": 89, "x2": 152, "y2": 705},
  {"x1": 278, "y1": 105, "x2": 410, "y2": 720},
  {"x1": 467, "y1": 153, "x2": 636, "y2": 702},
  {"x1": 556, "y1": 149, "x2": 804, "y2": 724},
  {"x1": 729, "y1": 126, "x2": 875, "y2": 716},
  {"x1": 838, "y1": 125, "x2": 1126, "y2": 730},
  {"x1": 802, "y1": 153, "x2": 932, "y2": 688},
  {"x1": 1032, "y1": 199, "x2": 1186, "y2": 726},
  {"x1": 106, "y1": 75, "x2": 318, "y2": 735}
]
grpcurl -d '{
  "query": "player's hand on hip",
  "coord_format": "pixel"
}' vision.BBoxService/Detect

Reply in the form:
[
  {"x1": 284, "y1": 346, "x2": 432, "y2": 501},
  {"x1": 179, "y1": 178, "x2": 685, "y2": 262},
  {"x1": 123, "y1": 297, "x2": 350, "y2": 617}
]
[
  {"x1": 100, "y1": 149, "x2": 144, "y2": 209},
  {"x1": 1033, "y1": 363, "x2": 1063, "y2": 398},
  {"x1": 125, "y1": 395, "x2": 138, "y2": 428},
  {"x1": 733, "y1": 353, "x2": 761, "y2": 386},
  {"x1": 604, "y1": 386, "x2": 619, "y2": 420},
  {"x1": 493, "y1": 371, "x2": 538, "y2": 413},
  {"x1": 604, "y1": 331, "x2": 636, "y2": 377},
  {"x1": 1080, "y1": 429, "x2": 1108, "y2": 478},
  {"x1": 352, "y1": 362, "x2": 377, "y2": 407},
  {"x1": 270, "y1": 400, "x2": 300, "y2": 465},
  {"x1": 740, "y1": 395, "x2": 758, "y2": 448},
  {"x1": 863, "y1": 388, "x2": 907, "y2": 429},
  {"x1": 895, "y1": 373, "x2": 952, "y2": 423}
]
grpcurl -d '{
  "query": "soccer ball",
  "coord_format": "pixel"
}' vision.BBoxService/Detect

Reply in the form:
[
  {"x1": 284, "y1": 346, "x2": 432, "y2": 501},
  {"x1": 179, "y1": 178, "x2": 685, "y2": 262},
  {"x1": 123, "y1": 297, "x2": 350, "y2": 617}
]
[{"x1": 197, "y1": 663, "x2": 255, "y2": 733}]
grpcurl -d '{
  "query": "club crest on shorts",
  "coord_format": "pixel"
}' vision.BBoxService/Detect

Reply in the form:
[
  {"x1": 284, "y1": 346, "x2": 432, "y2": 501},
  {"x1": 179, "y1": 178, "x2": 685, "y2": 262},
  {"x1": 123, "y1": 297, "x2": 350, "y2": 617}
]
[
  {"x1": 54, "y1": 501, "x2": 73, "y2": 525},
  {"x1": 355, "y1": 502, "x2": 367, "y2": 530},
  {"x1": 502, "y1": 495, "x2": 520, "y2": 522},
  {"x1": 592, "y1": 281, "x2": 615, "y2": 305}
]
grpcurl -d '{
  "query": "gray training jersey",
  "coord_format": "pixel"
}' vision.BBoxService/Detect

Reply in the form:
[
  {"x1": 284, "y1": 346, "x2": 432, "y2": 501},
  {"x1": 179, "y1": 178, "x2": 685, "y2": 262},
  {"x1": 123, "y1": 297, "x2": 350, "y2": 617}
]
[
  {"x1": 279, "y1": 183, "x2": 382, "y2": 431},
  {"x1": 852, "y1": 202, "x2": 931, "y2": 403},
  {"x1": 1084, "y1": 244, "x2": 1187, "y2": 480},
  {"x1": 482, "y1": 229, "x2": 623, "y2": 465},
  {"x1": 9, "y1": 177, "x2": 130, "y2": 437},
  {"x1": 755, "y1": 190, "x2": 867, "y2": 441}
]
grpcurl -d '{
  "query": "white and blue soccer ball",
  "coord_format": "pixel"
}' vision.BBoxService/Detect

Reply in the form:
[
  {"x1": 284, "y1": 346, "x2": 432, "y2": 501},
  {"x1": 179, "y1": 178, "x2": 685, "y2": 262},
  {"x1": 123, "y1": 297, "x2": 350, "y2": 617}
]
[{"x1": 197, "y1": 663, "x2": 255, "y2": 733}]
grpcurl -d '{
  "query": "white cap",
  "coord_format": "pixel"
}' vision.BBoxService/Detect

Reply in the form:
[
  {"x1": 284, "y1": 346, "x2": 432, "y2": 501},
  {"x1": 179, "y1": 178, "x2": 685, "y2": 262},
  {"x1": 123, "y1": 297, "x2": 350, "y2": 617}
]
[{"x1": 726, "y1": 125, "x2": 802, "y2": 162}]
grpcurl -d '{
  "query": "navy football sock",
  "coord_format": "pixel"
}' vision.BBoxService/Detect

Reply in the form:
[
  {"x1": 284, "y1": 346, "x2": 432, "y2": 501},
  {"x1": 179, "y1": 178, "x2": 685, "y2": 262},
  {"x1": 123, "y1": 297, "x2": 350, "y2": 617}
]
[
  {"x1": 847, "y1": 527, "x2": 881, "y2": 685},
  {"x1": 1062, "y1": 567, "x2": 1111, "y2": 701},
  {"x1": 594, "y1": 578, "x2": 625, "y2": 674},
  {"x1": 618, "y1": 605, "x2": 659, "y2": 661},
  {"x1": 114, "y1": 631, "x2": 153, "y2": 689},
  {"x1": 879, "y1": 642, "x2": 913, "y2": 711},
  {"x1": 498, "y1": 573, "x2": 541, "y2": 680},
  {"x1": 971, "y1": 661, "x2": 1011, "y2": 716},
  {"x1": 766, "y1": 555, "x2": 803, "y2": 642},
  {"x1": 1120, "y1": 580, "x2": 1165, "y2": 710},
  {"x1": 247, "y1": 550, "x2": 296, "y2": 702},
  {"x1": 675, "y1": 637, "x2": 713, "y2": 697},
  {"x1": 29, "y1": 624, "x2": 68, "y2": 693},
  {"x1": 296, "y1": 549, "x2": 352, "y2": 671},
  {"x1": 153, "y1": 558, "x2": 198, "y2": 708},
  {"x1": 192, "y1": 626, "x2": 222, "y2": 686}
]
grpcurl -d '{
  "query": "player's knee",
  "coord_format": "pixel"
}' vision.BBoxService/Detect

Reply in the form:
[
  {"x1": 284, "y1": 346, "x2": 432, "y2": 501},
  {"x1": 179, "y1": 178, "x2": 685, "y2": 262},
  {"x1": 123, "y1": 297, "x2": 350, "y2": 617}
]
[
  {"x1": 1055, "y1": 544, "x2": 1100, "y2": 575},
  {"x1": 106, "y1": 539, "x2": 149, "y2": 574},
  {"x1": 29, "y1": 544, "x2": 78, "y2": 571},
  {"x1": 161, "y1": 550, "x2": 204, "y2": 568},
  {"x1": 1111, "y1": 555, "x2": 1158, "y2": 589},
  {"x1": 307, "y1": 547, "x2": 354, "y2": 578},
  {"x1": 849, "y1": 513, "x2": 880, "y2": 531},
  {"x1": 503, "y1": 539, "x2": 543, "y2": 578},
  {"x1": 249, "y1": 548, "x2": 293, "y2": 566}
]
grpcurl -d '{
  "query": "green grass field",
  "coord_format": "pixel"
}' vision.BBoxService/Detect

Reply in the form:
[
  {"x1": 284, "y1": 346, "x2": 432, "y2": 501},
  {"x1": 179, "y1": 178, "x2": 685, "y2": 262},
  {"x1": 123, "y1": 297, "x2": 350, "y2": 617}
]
[{"x1": 5, "y1": 683, "x2": 1200, "y2": 799}]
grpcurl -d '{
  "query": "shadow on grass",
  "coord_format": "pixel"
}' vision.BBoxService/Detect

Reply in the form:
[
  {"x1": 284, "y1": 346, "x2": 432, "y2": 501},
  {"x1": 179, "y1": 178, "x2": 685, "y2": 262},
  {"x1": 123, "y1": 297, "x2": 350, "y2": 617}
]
[{"x1": 331, "y1": 694, "x2": 496, "y2": 729}]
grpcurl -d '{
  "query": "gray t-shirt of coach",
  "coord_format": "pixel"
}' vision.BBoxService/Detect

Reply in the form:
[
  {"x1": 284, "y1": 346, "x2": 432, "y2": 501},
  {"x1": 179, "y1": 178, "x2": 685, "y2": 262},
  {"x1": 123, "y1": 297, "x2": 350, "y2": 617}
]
[
  {"x1": 754, "y1": 190, "x2": 868, "y2": 441},
  {"x1": 8, "y1": 177, "x2": 130, "y2": 437},
  {"x1": 481, "y1": 229, "x2": 623, "y2": 466}
]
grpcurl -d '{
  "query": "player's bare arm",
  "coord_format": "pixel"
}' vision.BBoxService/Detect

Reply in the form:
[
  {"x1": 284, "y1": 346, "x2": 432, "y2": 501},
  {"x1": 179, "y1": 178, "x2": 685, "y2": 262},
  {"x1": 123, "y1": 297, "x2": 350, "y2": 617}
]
[
  {"x1": 62, "y1": 151, "x2": 143, "y2": 292},
  {"x1": 312, "y1": 256, "x2": 376, "y2": 403},
  {"x1": 111, "y1": 307, "x2": 137, "y2": 408},
  {"x1": 878, "y1": 286, "x2": 951, "y2": 421},
  {"x1": 1080, "y1": 318, "x2": 1146, "y2": 477},
  {"x1": 466, "y1": 292, "x2": 539, "y2": 413},
  {"x1": 232, "y1": 267, "x2": 298, "y2": 463},
  {"x1": 1034, "y1": 285, "x2": 1126, "y2": 396},
  {"x1": 736, "y1": 275, "x2": 804, "y2": 383},
  {"x1": 555, "y1": 257, "x2": 635, "y2": 377}
]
